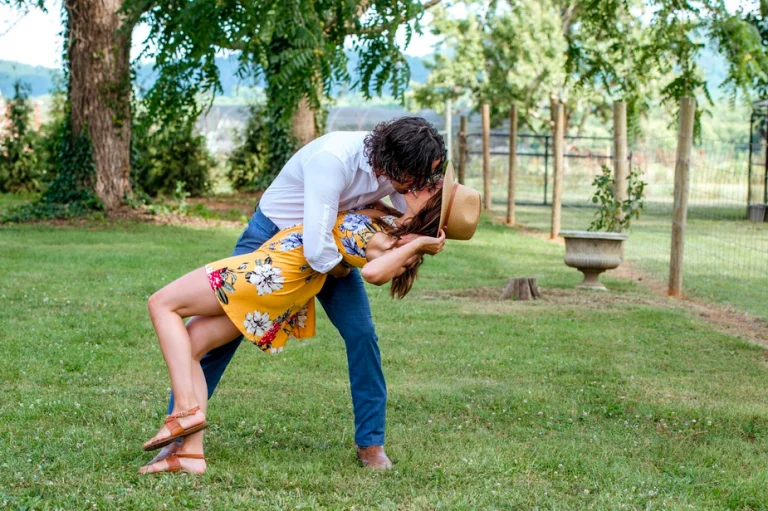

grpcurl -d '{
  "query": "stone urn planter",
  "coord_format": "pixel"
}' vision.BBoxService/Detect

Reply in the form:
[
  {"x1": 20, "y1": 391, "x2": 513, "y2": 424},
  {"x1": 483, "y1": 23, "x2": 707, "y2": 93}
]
[{"x1": 560, "y1": 231, "x2": 628, "y2": 291}]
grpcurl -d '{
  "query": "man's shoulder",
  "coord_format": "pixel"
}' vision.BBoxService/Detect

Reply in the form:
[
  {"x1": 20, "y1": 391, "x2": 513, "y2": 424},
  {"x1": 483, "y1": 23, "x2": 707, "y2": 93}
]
[
  {"x1": 303, "y1": 131, "x2": 369, "y2": 166},
  {"x1": 315, "y1": 131, "x2": 368, "y2": 152}
]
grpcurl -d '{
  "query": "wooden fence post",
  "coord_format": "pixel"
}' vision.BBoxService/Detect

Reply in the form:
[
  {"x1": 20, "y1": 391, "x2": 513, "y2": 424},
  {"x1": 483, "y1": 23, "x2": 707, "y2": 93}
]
[
  {"x1": 507, "y1": 105, "x2": 518, "y2": 225},
  {"x1": 668, "y1": 97, "x2": 696, "y2": 297},
  {"x1": 482, "y1": 103, "x2": 492, "y2": 210},
  {"x1": 458, "y1": 115, "x2": 467, "y2": 185},
  {"x1": 550, "y1": 101, "x2": 565, "y2": 239},
  {"x1": 444, "y1": 98, "x2": 453, "y2": 161},
  {"x1": 613, "y1": 101, "x2": 628, "y2": 226}
]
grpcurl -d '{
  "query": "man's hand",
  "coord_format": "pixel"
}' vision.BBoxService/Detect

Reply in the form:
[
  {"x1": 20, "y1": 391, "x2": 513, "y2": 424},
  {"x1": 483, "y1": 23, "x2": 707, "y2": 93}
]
[{"x1": 328, "y1": 261, "x2": 352, "y2": 278}]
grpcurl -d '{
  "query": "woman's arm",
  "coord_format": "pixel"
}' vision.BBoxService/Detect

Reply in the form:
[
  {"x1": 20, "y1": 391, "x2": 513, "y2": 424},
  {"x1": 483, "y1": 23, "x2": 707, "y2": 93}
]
[{"x1": 361, "y1": 231, "x2": 445, "y2": 286}]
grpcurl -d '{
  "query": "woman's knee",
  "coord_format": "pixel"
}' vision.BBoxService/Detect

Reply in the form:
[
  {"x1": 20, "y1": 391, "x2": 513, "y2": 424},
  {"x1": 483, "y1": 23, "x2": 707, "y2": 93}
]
[{"x1": 147, "y1": 289, "x2": 173, "y2": 319}]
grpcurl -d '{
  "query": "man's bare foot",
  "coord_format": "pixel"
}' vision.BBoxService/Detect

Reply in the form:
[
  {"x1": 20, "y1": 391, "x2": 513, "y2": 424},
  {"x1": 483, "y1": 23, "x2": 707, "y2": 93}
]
[
  {"x1": 143, "y1": 407, "x2": 207, "y2": 450},
  {"x1": 139, "y1": 444, "x2": 206, "y2": 475}
]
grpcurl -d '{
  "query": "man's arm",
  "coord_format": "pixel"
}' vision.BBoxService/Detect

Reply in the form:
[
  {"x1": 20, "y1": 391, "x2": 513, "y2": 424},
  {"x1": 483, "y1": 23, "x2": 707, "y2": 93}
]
[{"x1": 302, "y1": 151, "x2": 349, "y2": 275}]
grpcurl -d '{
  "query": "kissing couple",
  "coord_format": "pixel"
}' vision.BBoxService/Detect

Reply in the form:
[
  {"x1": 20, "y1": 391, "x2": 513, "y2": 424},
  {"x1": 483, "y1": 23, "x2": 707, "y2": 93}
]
[{"x1": 139, "y1": 117, "x2": 481, "y2": 474}]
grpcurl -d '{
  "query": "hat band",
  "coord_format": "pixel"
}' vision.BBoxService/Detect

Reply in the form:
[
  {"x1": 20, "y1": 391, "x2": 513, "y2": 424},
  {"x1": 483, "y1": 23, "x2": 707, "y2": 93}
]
[{"x1": 442, "y1": 184, "x2": 459, "y2": 233}]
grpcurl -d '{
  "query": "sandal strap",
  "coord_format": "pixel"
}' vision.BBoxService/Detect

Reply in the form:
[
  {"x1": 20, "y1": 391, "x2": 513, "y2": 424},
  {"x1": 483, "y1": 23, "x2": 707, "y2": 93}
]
[
  {"x1": 169, "y1": 406, "x2": 200, "y2": 419},
  {"x1": 166, "y1": 454, "x2": 182, "y2": 473},
  {"x1": 163, "y1": 416, "x2": 184, "y2": 437},
  {"x1": 175, "y1": 453, "x2": 206, "y2": 460}
]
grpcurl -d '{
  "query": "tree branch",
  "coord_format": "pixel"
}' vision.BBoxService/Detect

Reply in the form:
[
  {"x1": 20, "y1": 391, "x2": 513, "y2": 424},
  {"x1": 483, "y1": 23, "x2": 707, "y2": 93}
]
[
  {"x1": 355, "y1": 0, "x2": 442, "y2": 36},
  {"x1": 324, "y1": 0, "x2": 370, "y2": 33},
  {"x1": 561, "y1": 1, "x2": 578, "y2": 35}
]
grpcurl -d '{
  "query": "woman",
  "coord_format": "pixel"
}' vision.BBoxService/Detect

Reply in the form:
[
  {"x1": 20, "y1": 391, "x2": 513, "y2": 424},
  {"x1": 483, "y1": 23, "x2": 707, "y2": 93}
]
[{"x1": 139, "y1": 165, "x2": 480, "y2": 474}]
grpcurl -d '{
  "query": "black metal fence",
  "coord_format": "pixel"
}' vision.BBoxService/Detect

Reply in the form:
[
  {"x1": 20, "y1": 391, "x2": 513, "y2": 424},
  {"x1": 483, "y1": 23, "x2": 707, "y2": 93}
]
[{"x1": 463, "y1": 131, "x2": 619, "y2": 206}]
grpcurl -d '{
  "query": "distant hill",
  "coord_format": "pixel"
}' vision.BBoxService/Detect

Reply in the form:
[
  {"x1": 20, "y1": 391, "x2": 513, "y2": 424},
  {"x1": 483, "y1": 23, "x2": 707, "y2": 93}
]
[
  {"x1": 0, "y1": 60, "x2": 61, "y2": 97},
  {"x1": 2, "y1": 52, "x2": 430, "y2": 99},
  {"x1": 0, "y1": 46, "x2": 733, "y2": 101}
]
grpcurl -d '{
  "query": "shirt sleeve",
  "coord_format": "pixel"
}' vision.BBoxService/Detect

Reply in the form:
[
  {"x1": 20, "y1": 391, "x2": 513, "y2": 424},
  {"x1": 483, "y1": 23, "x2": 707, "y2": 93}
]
[
  {"x1": 302, "y1": 151, "x2": 349, "y2": 273},
  {"x1": 388, "y1": 192, "x2": 407, "y2": 214}
]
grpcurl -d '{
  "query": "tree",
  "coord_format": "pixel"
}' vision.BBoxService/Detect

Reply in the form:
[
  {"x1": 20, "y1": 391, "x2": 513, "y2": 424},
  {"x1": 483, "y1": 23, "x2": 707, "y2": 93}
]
[
  {"x1": 65, "y1": 0, "x2": 136, "y2": 210},
  {"x1": 135, "y1": 0, "x2": 442, "y2": 179},
  {"x1": 563, "y1": 0, "x2": 768, "y2": 134},
  {"x1": 2, "y1": 0, "x2": 139, "y2": 210},
  {"x1": 412, "y1": 0, "x2": 566, "y2": 131},
  {"x1": 412, "y1": 0, "x2": 656, "y2": 133},
  {"x1": 4, "y1": 0, "x2": 440, "y2": 212},
  {"x1": 413, "y1": 0, "x2": 768, "y2": 136}
]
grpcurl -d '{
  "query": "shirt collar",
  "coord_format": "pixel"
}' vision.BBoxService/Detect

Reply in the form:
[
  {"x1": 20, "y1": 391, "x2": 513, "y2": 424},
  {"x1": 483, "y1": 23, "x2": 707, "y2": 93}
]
[{"x1": 357, "y1": 149, "x2": 375, "y2": 175}]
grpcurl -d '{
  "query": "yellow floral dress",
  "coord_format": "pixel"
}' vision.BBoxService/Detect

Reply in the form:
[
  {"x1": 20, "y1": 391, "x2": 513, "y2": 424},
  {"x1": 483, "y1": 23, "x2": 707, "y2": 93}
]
[{"x1": 205, "y1": 212, "x2": 391, "y2": 353}]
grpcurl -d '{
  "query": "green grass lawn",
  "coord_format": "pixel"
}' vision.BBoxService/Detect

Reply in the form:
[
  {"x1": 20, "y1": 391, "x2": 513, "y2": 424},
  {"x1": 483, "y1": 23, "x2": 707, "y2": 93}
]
[
  {"x1": 2, "y1": 216, "x2": 768, "y2": 509},
  {"x1": 495, "y1": 203, "x2": 768, "y2": 320},
  {"x1": 461, "y1": 152, "x2": 768, "y2": 320}
]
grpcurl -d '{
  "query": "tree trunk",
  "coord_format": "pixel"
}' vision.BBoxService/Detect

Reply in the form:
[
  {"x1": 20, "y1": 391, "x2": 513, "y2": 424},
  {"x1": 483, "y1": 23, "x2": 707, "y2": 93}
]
[
  {"x1": 500, "y1": 278, "x2": 541, "y2": 301},
  {"x1": 292, "y1": 96, "x2": 316, "y2": 149},
  {"x1": 66, "y1": 0, "x2": 133, "y2": 211}
]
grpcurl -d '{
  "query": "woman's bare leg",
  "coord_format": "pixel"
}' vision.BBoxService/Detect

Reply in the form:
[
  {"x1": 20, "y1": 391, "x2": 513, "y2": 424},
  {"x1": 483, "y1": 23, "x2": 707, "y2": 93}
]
[
  {"x1": 141, "y1": 315, "x2": 242, "y2": 474},
  {"x1": 144, "y1": 267, "x2": 228, "y2": 447}
]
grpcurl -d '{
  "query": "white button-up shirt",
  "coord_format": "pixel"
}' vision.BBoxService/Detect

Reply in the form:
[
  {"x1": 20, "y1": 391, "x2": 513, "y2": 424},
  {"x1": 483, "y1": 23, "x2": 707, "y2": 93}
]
[{"x1": 259, "y1": 131, "x2": 406, "y2": 273}]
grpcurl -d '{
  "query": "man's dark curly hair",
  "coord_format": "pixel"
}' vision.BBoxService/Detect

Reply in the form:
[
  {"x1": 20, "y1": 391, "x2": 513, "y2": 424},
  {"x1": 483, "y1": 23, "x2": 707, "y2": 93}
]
[{"x1": 363, "y1": 117, "x2": 446, "y2": 191}]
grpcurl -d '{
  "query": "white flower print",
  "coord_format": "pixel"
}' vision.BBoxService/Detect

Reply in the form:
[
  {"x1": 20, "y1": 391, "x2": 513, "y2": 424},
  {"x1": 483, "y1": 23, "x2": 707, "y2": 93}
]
[
  {"x1": 244, "y1": 311, "x2": 273, "y2": 336},
  {"x1": 296, "y1": 304, "x2": 309, "y2": 328},
  {"x1": 380, "y1": 215, "x2": 398, "y2": 228},
  {"x1": 247, "y1": 264, "x2": 285, "y2": 295}
]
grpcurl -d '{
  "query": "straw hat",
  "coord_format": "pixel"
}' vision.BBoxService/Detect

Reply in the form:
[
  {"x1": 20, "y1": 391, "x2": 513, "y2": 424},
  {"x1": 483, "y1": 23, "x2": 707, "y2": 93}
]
[{"x1": 438, "y1": 162, "x2": 481, "y2": 240}]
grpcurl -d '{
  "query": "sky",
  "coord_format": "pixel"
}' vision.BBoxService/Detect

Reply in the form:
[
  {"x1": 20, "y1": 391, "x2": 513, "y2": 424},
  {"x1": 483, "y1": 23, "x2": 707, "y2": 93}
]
[
  {"x1": 0, "y1": 0, "x2": 756, "y2": 70},
  {"x1": 0, "y1": 1, "x2": 439, "y2": 69}
]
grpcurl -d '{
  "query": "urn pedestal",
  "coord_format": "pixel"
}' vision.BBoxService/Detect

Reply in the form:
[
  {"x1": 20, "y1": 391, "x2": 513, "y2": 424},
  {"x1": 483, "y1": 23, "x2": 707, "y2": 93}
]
[{"x1": 561, "y1": 231, "x2": 628, "y2": 291}]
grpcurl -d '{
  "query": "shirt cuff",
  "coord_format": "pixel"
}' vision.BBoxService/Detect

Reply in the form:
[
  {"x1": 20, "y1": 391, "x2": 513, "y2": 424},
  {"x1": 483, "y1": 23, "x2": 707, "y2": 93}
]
[{"x1": 308, "y1": 253, "x2": 344, "y2": 274}]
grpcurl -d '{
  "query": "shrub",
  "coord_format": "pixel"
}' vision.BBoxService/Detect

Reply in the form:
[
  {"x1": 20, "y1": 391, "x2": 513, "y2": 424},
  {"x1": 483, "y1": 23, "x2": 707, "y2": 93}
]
[
  {"x1": 132, "y1": 113, "x2": 214, "y2": 198},
  {"x1": 588, "y1": 164, "x2": 646, "y2": 232},
  {"x1": 226, "y1": 104, "x2": 272, "y2": 192},
  {"x1": 0, "y1": 81, "x2": 42, "y2": 193}
]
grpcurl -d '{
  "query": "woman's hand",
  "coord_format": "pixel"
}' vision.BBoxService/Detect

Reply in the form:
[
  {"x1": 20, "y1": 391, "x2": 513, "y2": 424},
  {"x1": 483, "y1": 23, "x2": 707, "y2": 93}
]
[{"x1": 416, "y1": 229, "x2": 446, "y2": 256}]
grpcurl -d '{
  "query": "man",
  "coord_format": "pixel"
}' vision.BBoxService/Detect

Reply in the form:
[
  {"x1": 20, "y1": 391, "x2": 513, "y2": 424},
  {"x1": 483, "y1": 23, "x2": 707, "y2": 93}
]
[{"x1": 145, "y1": 117, "x2": 445, "y2": 471}]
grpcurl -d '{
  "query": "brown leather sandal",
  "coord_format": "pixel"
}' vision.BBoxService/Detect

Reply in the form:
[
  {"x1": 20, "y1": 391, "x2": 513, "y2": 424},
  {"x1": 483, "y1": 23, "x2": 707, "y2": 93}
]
[
  {"x1": 142, "y1": 453, "x2": 206, "y2": 474},
  {"x1": 164, "y1": 453, "x2": 206, "y2": 473},
  {"x1": 143, "y1": 406, "x2": 209, "y2": 452}
]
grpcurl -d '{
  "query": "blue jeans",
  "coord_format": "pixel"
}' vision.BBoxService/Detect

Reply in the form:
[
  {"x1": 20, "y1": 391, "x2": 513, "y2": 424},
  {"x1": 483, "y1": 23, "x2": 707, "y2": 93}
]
[{"x1": 168, "y1": 208, "x2": 387, "y2": 447}]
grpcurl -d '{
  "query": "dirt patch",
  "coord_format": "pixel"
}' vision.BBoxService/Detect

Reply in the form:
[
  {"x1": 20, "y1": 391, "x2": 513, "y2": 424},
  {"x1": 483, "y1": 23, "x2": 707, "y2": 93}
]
[
  {"x1": 422, "y1": 286, "x2": 669, "y2": 309},
  {"x1": 187, "y1": 192, "x2": 262, "y2": 216},
  {"x1": 488, "y1": 213, "x2": 768, "y2": 349}
]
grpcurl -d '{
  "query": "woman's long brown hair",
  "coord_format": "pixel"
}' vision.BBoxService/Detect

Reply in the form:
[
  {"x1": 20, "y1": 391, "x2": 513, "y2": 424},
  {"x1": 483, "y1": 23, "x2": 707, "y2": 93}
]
[{"x1": 386, "y1": 190, "x2": 443, "y2": 299}]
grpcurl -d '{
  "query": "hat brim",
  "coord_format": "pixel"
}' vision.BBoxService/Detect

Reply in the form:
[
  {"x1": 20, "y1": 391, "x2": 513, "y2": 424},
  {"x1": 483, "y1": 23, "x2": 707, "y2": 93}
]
[{"x1": 438, "y1": 162, "x2": 456, "y2": 234}]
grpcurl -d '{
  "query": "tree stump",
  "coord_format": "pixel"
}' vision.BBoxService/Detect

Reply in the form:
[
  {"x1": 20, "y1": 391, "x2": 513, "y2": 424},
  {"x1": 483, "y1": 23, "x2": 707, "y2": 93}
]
[{"x1": 500, "y1": 278, "x2": 541, "y2": 301}]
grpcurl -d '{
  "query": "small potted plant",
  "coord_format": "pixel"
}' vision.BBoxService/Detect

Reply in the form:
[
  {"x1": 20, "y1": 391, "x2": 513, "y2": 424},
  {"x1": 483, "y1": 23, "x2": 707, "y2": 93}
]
[{"x1": 561, "y1": 165, "x2": 646, "y2": 290}]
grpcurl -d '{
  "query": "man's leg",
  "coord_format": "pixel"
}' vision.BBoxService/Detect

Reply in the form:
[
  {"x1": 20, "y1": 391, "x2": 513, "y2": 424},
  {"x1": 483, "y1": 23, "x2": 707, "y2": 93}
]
[
  {"x1": 316, "y1": 269, "x2": 387, "y2": 448},
  {"x1": 167, "y1": 208, "x2": 279, "y2": 414}
]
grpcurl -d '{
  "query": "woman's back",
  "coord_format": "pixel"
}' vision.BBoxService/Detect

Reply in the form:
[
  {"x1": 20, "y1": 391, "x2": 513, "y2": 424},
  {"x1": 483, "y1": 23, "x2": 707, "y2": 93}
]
[{"x1": 204, "y1": 211, "x2": 390, "y2": 353}]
